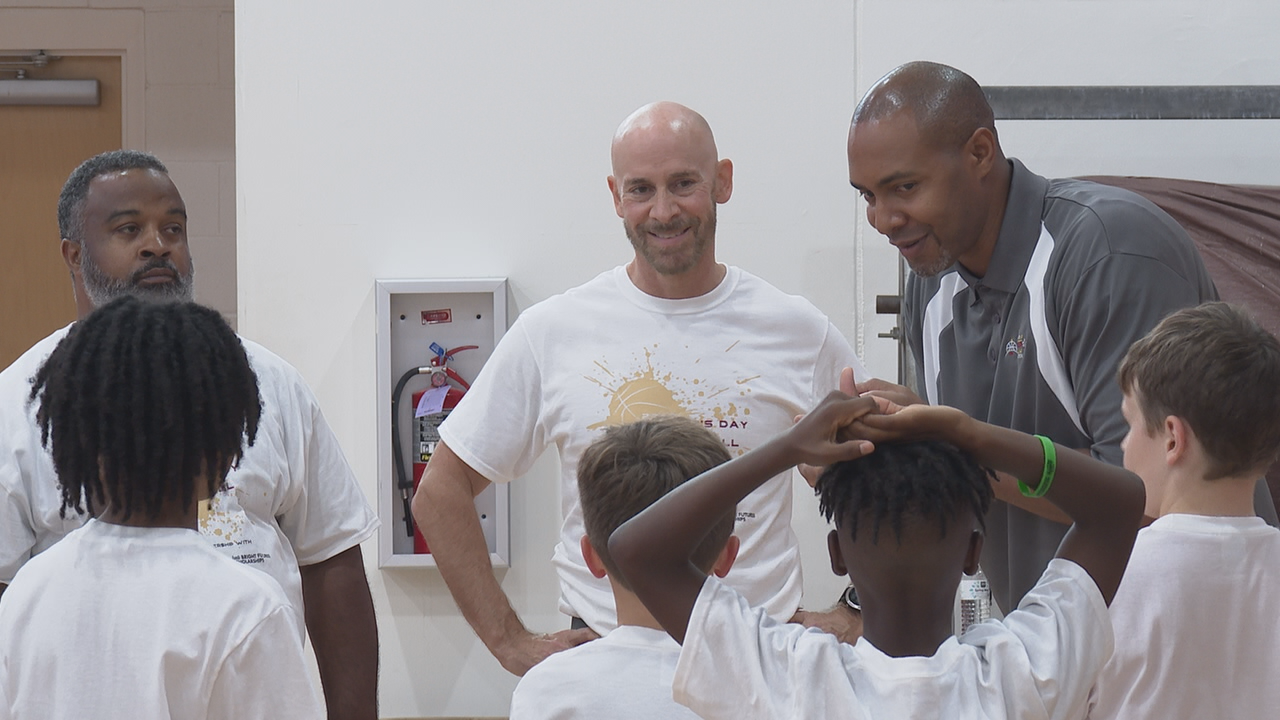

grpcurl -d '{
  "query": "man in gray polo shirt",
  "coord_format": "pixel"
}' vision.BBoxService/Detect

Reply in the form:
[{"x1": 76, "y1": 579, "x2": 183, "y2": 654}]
[{"x1": 847, "y1": 61, "x2": 1274, "y2": 611}]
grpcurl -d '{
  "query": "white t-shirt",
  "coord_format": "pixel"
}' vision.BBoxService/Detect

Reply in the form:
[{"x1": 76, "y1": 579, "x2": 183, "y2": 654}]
[
  {"x1": 1088, "y1": 514, "x2": 1280, "y2": 719},
  {"x1": 440, "y1": 265, "x2": 867, "y2": 632},
  {"x1": 510, "y1": 625, "x2": 699, "y2": 720},
  {"x1": 0, "y1": 519, "x2": 324, "y2": 719},
  {"x1": 0, "y1": 325, "x2": 379, "y2": 632},
  {"x1": 675, "y1": 558, "x2": 1111, "y2": 720}
]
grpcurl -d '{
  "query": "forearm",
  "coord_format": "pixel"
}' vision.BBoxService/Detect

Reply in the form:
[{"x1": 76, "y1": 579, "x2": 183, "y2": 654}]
[
  {"x1": 957, "y1": 420, "x2": 1142, "y2": 528},
  {"x1": 990, "y1": 468, "x2": 1072, "y2": 525},
  {"x1": 300, "y1": 546, "x2": 379, "y2": 720},
  {"x1": 413, "y1": 450, "x2": 526, "y2": 660}
]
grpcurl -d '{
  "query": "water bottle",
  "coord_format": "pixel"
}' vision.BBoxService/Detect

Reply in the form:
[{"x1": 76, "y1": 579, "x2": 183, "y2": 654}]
[{"x1": 958, "y1": 567, "x2": 991, "y2": 635}]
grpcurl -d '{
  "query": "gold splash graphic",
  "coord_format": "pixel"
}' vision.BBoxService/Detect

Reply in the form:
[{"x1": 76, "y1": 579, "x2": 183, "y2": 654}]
[
  {"x1": 199, "y1": 485, "x2": 248, "y2": 546},
  {"x1": 586, "y1": 344, "x2": 759, "y2": 439}
]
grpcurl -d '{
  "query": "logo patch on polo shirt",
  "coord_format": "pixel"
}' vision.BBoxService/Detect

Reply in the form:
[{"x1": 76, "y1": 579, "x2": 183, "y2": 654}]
[{"x1": 1005, "y1": 334, "x2": 1026, "y2": 358}]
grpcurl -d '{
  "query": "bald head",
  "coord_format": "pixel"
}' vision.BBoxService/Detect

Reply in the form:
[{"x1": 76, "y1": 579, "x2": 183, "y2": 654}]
[
  {"x1": 853, "y1": 62, "x2": 997, "y2": 154},
  {"x1": 611, "y1": 101, "x2": 718, "y2": 174}
]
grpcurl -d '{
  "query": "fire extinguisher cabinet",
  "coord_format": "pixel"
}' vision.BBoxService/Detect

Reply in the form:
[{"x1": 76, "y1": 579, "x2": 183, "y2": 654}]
[{"x1": 375, "y1": 278, "x2": 510, "y2": 568}]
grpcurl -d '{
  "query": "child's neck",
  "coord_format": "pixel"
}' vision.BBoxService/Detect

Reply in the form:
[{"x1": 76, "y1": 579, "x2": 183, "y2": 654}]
[
  {"x1": 97, "y1": 500, "x2": 199, "y2": 529},
  {"x1": 861, "y1": 592, "x2": 956, "y2": 658},
  {"x1": 1161, "y1": 466, "x2": 1257, "y2": 518},
  {"x1": 610, "y1": 579, "x2": 666, "y2": 631}
]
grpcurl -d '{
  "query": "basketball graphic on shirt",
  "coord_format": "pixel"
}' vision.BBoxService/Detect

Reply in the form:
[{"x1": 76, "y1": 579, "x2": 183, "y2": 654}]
[{"x1": 600, "y1": 375, "x2": 684, "y2": 426}]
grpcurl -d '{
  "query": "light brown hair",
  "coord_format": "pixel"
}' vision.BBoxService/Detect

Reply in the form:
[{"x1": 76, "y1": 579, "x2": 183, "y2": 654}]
[
  {"x1": 577, "y1": 416, "x2": 734, "y2": 590},
  {"x1": 1118, "y1": 302, "x2": 1280, "y2": 479}
]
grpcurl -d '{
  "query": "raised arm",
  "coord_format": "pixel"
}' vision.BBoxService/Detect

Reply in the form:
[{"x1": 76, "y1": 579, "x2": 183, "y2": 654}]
[
  {"x1": 610, "y1": 394, "x2": 877, "y2": 643},
  {"x1": 413, "y1": 442, "x2": 596, "y2": 676},
  {"x1": 856, "y1": 401, "x2": 1145, "y2": 603}
]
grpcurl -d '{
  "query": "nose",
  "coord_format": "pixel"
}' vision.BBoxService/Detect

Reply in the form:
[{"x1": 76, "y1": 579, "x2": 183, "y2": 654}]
[
  {"x1": 651, "y1": 188, "x2": 680, "y2": 224},
  {"x1": 138, "y1": 225, "x2": 172, "y2": 258},
  {"x1": 869, "y1": 202, "x2": 906, "y2": 237}
]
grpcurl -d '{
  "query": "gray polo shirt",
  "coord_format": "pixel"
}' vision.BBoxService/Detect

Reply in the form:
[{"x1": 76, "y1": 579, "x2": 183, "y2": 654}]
[{"x1": 903, "y1": 158, "x2": 1217, "y2": 610}]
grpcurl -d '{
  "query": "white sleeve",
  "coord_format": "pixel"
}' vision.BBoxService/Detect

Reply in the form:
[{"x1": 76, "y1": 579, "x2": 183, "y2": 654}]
[
  {"x1": 272, "y1": 372, "x2": 379, "y2": 566},
  {"x1": 673, "y1": 577, "x2": 849, "y2": 720},
  {"x1": 0, "y1": 408, "x2": 38, "y2": 584},
  {"x1": 811, "y1": 322, "x2": 868, "y2": 405},
  {"x1": 0, "y1": 470, "x2": 33, "y2": 585},
  {"x1": 438, "y1": 319, "x2": 551, "y2": 484},
  {"x1": 207, "y1": 606, "x2": 326, "y2": 719},
  {"x1": 999, "y1": 558, "x2": 1114, "y2": 720}
]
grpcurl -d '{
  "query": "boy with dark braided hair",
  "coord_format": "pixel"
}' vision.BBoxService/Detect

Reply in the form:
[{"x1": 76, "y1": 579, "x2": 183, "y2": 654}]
[
  {"x1": 611, "y1": 393, "x2": 1145, "y2": 719},
  {"x1": 0, "y1": 297, "x2": 323, "y2": 719}
]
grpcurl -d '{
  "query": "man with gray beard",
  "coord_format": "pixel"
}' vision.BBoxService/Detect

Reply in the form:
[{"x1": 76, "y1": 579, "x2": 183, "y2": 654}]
[
  {"x1": 0, "y1": 150, "x2": 381, "y2": 720},
  {"x1": 414, "y1": 102, "x2": 870, "y2": 677}
]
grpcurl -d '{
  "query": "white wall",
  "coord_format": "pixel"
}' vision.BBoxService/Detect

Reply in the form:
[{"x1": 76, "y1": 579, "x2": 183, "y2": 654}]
[
  {"x1": 237, "y1": 2, "x2": 861, "y2": 716},
  {"x1": 1, "y1": 0, "x2": 238, "y2": 326},
  {"x1": 236, "y1": 1, "x2": 1280, "y2": 716}
]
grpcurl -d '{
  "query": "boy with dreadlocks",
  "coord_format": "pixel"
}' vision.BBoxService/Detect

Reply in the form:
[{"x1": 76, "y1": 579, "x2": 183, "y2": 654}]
[
  {"x1": 611, "y1": 393, "x2": 1145, "y2": 719},
  {"x1": 510, "y1": 415, "x2": 738, "y2": 719},
  {"x1": 0, "y1": 297, "x2": 323, "y2": 719}
]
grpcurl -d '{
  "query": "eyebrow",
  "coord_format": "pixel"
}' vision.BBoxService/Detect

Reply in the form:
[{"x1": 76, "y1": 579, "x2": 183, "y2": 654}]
[
  {"x1": 875, "y1": 170, "x2": 914, "y2": 188},
  {"x1": 103, "y1": 207, "x2": 187, "y2": 223}
]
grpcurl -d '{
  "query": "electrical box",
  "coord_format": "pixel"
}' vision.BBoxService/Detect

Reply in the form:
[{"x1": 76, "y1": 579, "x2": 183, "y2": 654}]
[{"x1": 375, "y1": 278, "x2": 509, "y2": 568}]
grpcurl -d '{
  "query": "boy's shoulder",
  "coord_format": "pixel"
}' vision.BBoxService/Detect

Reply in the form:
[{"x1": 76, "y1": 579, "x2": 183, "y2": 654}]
[{"x1": 512, "y1": 626, "x2": 691, "y2": 719}]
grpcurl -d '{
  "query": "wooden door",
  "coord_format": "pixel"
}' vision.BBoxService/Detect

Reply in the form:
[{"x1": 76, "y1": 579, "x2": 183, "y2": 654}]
[{"x1": 0, "y1": 55, "x2": 122, "y2": 368}]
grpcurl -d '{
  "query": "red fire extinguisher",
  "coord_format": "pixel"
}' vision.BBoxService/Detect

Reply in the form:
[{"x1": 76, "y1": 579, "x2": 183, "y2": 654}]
[{"x1": 405, "y1": 344, "x2": 477, "y2": 553}]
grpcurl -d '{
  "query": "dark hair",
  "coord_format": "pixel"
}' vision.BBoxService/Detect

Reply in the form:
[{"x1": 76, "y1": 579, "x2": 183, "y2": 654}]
[
  {"x1": 577, "y1": 416, "x2": 733, "y2": 590},
  {"x1": 817, "y1": 441, "x2": 993, "y2": 545},
  {"x1": 1118, "y1": 302, "x2": 1280, "y2": 479},
  {"x1": 29, "y1": 296, "x2": 261, "y2": 522},
  {"x1": 853, "y1": 61, "x2": 997, "y2": 153},
  {"x1": 58, "y1": 149, "x2": 168, "y2": 243}
]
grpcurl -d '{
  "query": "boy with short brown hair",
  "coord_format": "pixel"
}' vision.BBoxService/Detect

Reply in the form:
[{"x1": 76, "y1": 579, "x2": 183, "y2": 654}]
[
  {"x1": 1088, "y1": 302, "x2": 1280, "y2": 719},
  {"x1": 509, "y1": 415, "x2": 738, "y2": 720}
]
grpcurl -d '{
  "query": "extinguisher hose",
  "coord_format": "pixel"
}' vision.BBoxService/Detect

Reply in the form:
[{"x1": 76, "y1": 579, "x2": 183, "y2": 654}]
[{"x1": 392, "y1": 366, "x2": 429, "y2": 537}]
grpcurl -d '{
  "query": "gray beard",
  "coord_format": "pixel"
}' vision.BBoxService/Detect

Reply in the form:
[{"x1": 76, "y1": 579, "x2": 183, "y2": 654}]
[{"x1": 80, "y1": 250, "x2": 195, "y2": 307}]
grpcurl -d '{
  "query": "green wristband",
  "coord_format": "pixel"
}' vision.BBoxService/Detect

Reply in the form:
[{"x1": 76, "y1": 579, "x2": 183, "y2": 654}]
[{"x1": 1018, "y1": 435, "x2": 1057, "y2": 498}]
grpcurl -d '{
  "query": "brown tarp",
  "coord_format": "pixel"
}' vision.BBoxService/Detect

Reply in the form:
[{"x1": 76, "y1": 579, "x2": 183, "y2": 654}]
[{"x1": 1084, "y1": 176, "x2": 1280, "y2": 519}]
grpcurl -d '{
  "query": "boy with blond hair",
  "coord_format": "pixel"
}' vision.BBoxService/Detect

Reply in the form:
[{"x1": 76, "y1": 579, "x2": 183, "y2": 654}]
[
  {"x1": 509, "y1": 416, "x2": 739, "y2": 719},
  {"x1": 1088, "y1": 302, "x2": 1280, "y2": 718}
]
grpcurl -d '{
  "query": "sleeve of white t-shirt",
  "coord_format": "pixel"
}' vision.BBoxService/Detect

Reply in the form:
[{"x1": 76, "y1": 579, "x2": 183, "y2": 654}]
[
  {"x1": 972, "y1": 558, "x2": 1113, "y2": 720},
  {"x1": 811, "y1": 322, "x2": 869, "y2": 404},
  {"x1": 673, "y1": 576, "x2": 852, "y2": 719},
  {"x1": 0, "y1": 457, "x2": 33, "y2": 584},
  {"x1": 268, "y1": 362, "x2": 379, "y2": 566},
  {"x1": 438, "y1": 319, "x2": 550, "y2": 484},
  {"x1": 206, "y1": 605, "x2": 326, "y2": 719}
]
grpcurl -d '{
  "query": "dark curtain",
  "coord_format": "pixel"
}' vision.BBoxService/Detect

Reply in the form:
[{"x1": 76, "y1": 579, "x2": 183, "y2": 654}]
[{"x1": 1084, "y1": 176, "x2": 1280, "y2": 519}]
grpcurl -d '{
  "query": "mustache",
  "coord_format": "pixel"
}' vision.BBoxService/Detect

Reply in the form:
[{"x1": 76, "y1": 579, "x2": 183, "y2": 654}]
[
  {"x1": 129, "y1": 257, "x2": 181, "y2": 284},
  {"x1": 641, "y1": 219, "x2": 693, "y2": 235}
]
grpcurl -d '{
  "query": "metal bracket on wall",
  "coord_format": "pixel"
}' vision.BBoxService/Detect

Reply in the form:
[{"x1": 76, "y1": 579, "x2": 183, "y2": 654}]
[{"x1": 984, "y1": 85, "x2": 1280, "y2": 120}]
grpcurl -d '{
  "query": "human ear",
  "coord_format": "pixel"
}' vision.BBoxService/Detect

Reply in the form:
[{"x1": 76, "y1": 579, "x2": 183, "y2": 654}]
[
  {"x1": 1165, "y1": 415, "x2": 1192, "y2": 467},
  {"x1": 713, "y1": 158, "x2": 733, "y2": 204},
  {"x1": 581, "y1": 535, "x2": 609, "y2": 579},
  {"x1": 966, "y1": 127, "x2": 997, "y2": 176},
  {"x1": 61, "y1": 238, "x2": 82, "y2": 275},
  {"x1": 711, "y1": 535, "x2": 740, "y2": 578},
  {"x1": 827, "y1": 529, "x2": 848, "y2": 577},
  {"x1": 607, "y1": 175, "x2": 624, "y2": 218},
  {"x1": 963, "y1": 530, "x2": 984, "y2": 576}
]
